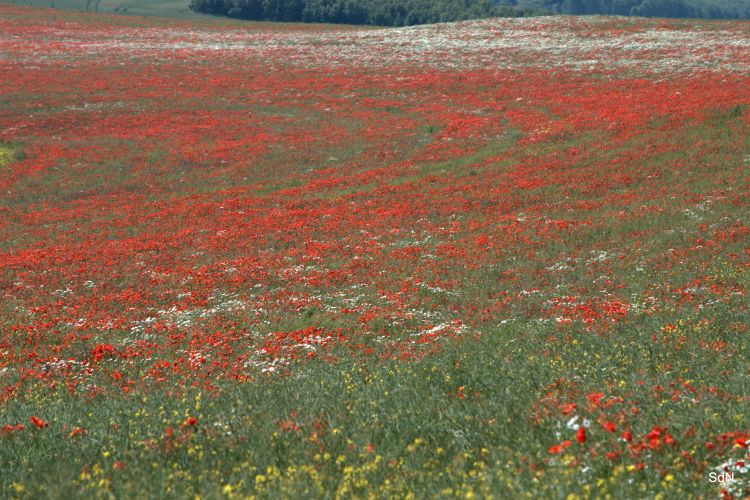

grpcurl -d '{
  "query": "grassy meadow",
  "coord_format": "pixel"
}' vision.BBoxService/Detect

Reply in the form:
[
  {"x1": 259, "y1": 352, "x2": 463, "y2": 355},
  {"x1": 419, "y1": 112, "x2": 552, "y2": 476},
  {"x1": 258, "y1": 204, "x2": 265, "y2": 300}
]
[{"x1": 1, "y1": 5, "x2": 750, "y2": 498}]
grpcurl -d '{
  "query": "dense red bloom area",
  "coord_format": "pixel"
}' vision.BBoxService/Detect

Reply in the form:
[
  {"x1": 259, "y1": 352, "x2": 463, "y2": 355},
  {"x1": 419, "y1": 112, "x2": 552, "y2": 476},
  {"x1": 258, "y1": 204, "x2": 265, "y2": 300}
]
[
  {"x1": 0, "y1": 13, "x2": 749, "y2": 488},
  {"x1": 0, "y1": 5, "x2": 749, "y2": 393}
]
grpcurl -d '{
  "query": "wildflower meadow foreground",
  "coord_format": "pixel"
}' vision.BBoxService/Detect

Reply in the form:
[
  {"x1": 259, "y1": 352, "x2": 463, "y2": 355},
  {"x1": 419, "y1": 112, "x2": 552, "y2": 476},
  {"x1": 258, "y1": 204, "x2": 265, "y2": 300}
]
[{"x1": 1, "y1": 5, "x2": 750, "y2": 497}]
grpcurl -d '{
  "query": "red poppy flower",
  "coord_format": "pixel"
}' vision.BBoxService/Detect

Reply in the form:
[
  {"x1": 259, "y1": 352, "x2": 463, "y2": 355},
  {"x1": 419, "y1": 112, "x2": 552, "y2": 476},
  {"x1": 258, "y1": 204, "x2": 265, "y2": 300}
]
[
  {"x1": 30, "y1": 416, "x2": 49, "y2": 429},
  {"x1": 457, "y1": 386, "x2": 466, "y2": 400},
  {"x1": 603, "y1": 421, "x2": 617, "y2": 433},
  {"x1": 622, "y1": 430, "x2": 633, "y2": 443},
  {"x1": 576, "y1": 427, "x2": 587, "y2": 444},
  {"x1": 1, "y1": 424, "x2": 25, "y2": 434},
  {"x1": 549, "y1": 440, "x2": 573, "y2": 454},
  {"x1": 647, "y1": 426, "x2": 664, "y2": 440},
  {"x1": 562, "y1": 403, "x2": 577, "y2": 415},
  {"x1": 69, "y1": 427, "x2": 86, "y2": 438}
]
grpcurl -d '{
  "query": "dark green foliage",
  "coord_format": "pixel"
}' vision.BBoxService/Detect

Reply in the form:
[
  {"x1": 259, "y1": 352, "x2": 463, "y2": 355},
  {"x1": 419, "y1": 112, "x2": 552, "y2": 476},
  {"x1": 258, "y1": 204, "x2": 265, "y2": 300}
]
[
  {"x1": 190, "y1": 0, "x2": 750, "y2": 25},
  {"x1": 512, "y1": 0, "x2": 750, "y2": 18},
  {"x1": 189, "y1": 0, "x2": 544, "y2": 25}
]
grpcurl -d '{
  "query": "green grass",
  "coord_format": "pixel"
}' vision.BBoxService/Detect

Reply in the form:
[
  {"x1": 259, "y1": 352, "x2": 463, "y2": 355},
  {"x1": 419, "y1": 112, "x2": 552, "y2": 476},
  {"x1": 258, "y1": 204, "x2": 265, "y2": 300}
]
[
  {"x1": 0, "y1": 0, "x2": 202, "y2": 18},
  {"x1": 0, "y1": 142, "x2": 19, "y2": 171},
  {"x1": 2, "y1": 294, "x2": 747, "y2": 498}
]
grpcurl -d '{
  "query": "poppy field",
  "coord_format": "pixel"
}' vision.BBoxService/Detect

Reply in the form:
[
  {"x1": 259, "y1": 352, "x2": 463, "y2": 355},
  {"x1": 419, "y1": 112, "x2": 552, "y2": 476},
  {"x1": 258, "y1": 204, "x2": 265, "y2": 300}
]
[{"x1": 1, "y1": 5, "x2": 750, "y2": 497}]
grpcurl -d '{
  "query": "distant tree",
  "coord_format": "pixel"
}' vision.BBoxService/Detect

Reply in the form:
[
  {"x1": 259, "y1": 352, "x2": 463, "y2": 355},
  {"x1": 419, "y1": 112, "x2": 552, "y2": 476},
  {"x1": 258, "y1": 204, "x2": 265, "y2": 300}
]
[
  {"x1": 517, "y1": 0, "x2": 750, "y2": 18},
  {"x1": 189, "y1": 0, "x2": 750, "y2": 24},
  {"x1": 611, "y1": 0, "x2": 639, "y2": 15},
  {"x1": 630, "y1": 0, "x2": 693, "y2": 17},
  {"x1": 202, "y1": 0, "x2": 511, "y2": 24}
]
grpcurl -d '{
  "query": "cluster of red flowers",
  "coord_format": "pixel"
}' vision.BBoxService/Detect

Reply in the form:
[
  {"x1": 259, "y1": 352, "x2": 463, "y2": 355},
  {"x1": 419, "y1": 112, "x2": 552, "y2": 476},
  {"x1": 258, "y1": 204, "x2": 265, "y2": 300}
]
[
  {"x1": 1, "y1": 416, "x2": 48, "y2": 433},
  {"x1": 0, "y1": 7, "x2": 749, "y2": 491}
]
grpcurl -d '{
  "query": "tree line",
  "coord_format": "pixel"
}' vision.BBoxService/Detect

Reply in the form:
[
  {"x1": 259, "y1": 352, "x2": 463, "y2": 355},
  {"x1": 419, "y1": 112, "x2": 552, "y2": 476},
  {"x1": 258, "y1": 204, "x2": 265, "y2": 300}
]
[
  {"x1": 189, "y1": 0, "x2": 750, "y2": 25},
  {"x1": 188, "y1": 0, "x2": 543, "y2": 25},
  {"x1": 517, "y1": 0, "x2": 750, "y2": 18}
]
